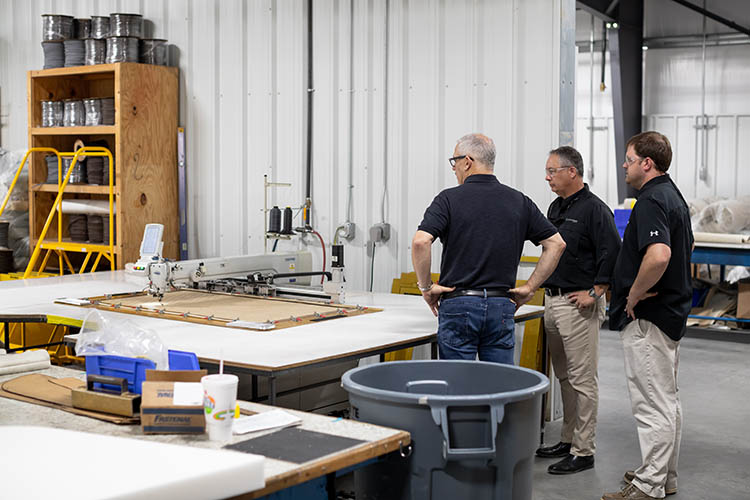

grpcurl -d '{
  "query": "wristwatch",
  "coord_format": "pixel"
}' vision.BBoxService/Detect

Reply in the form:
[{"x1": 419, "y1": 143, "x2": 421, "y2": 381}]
[
  {"x1": 588, "y1": 288, "x2": 600, "y2": 299},
  {"x1": 417, "y1": 282, "x2": 434, "y2": 292}
]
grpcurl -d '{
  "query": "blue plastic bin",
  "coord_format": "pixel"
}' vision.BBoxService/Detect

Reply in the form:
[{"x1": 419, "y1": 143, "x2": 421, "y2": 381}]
[{"x1": 85, "y1": 349, "x2": 200, "y2": 394}]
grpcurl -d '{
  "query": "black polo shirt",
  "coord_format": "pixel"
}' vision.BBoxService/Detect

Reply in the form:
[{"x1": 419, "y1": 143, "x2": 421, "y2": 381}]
[
  {"x1": 543, "y1": 184, "x2": 621, "y2": 291},
  {"x1": 609, "y1": 174, "x2": 694, "y2": 341},
  {"x1": 418, "y1": 174, "x2": 557, "y2": 290}
]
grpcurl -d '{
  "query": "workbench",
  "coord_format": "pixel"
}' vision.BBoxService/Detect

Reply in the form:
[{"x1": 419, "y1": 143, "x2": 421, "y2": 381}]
[
  {"x1": 0, "y1": 365, "x2": 410, "y2": 500},
  {"x1": 692, "y1": 241, "x2": 750, "y2": 282},
  {"x1": 0, "y1": 271, "x2": 544, "y2": 405}
]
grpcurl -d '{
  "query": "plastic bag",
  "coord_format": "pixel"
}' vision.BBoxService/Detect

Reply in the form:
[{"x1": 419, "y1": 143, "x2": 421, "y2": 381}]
[{"x1": 75, "y1": 309, "x2": 169, "y2": 369}]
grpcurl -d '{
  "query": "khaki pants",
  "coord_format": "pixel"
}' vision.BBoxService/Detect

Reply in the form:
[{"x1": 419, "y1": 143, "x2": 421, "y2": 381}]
[
  {"x1": 544, "y1": 293, "x2": 605, "y2": 456},
  {"x1": 621, "y1": 319, "x2": 681, "y2": 499}
]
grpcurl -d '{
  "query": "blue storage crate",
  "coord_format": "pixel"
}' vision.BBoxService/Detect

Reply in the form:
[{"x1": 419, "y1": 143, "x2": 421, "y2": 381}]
[
  {"x1": 168, "y1": 350, "x2": 200, "y2": 370},
  {"x1": 85, "y1": 355, "x2": 155, "y2": 394},
  {"x1": 614, "y1": 209, "x2": 632, "y2": 238}
]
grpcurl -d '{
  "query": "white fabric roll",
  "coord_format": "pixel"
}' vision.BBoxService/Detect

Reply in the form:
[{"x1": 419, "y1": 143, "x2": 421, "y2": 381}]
[
  {"x1": 0, "y1": 350, "x2": 51, "y2": 374},
  {"x1": 61, "y1": 199, "x2": 115, "y2": 215},
  {"x1": 693, "y1": 232, "x2": 750, "y2": 244},
  {"x1": 0, "y1": 361, "x2": 52, "y2": 375}
]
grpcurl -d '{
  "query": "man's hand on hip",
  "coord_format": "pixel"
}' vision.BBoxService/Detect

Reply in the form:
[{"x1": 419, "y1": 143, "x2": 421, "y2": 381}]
[
  {"x1": 567, "y1": 291, "x2": 595, "y2": 310},
  {"x1": 625, "y1": 290, "x2": 658, "y2": 320},
  {"x1": 509, "y1": 283, "x2": 535, "y2": 310},
  {"x1": 422, "y1": 284, "x2": 455, "y2": 317}
]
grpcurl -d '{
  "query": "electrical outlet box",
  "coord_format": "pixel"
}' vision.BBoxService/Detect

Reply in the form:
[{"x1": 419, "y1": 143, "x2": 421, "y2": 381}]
[
  {"x1": 369, "y1": 222, "x2": 391, "y2": 243},
  {"x1": 339, "y1": 222, "x2": 356, "y2": 241}
]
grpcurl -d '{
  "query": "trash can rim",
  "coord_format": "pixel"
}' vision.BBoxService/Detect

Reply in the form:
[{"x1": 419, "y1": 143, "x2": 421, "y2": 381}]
[{"x1": 342, "y1": 360, "x2": 550, "y2": 405}]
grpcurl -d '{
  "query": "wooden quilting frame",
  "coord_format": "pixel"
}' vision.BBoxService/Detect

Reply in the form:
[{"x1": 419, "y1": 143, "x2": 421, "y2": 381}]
[{"x1": 64, "y1": 289, "x2": 381, "y2": 331}]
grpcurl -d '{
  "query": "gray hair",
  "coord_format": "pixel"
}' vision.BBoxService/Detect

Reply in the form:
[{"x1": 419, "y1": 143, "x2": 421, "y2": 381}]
[
  {"x1": 549, "y1": 146, "x2": 584, "y2": 177},
  {"x1": 456, "y1": 133, "x2": 496, "y2": 169}
]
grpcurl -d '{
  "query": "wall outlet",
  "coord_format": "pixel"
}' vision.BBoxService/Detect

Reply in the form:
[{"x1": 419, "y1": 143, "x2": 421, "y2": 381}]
[
  {"x1": 369, "y1": 222, "x2": 391, "y2": 243},
  {"x1": 339, "y1": 222, "x2": 356, "y2": 241}
]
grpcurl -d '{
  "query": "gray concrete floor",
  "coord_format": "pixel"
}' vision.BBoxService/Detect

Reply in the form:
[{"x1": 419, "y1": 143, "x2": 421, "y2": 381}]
[{"x1": 532, "y1": 328, "x2": 750, "y2": 500}]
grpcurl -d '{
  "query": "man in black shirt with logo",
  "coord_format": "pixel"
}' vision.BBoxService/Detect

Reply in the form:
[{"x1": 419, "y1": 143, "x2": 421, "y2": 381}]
[
  {"x1": 412, "y1": 133, "x2": 565, "y2": 364},
  {"x1": 535, "y1": 146, "x2": 621, "y2": 475},
  {"x1": 602, "y1": 132, "x2": 694, "y2": 500}
]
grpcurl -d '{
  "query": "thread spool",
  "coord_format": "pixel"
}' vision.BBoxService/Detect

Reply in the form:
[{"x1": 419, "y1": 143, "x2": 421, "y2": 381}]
[
  {"x1": 42, "y1": 14, "x2": 74, "y2": 41},
  {"x1": 110, "y1": 13, "x2": 144, "y2": 38},
  {"x1": 91, "y1": 16, "x2": 110, "y2": 40},
  {"x1": 74, "y1": 18, "x2": 91, "y2": 39},
  {"x1": 0, "y1": 221, "x2": 9, "y2": 248},
  {"x1": 63, "y1": 39, "x2": 85, "y2": 67},
  {"x1": 84, "y1": 38, "x2": 106, "y2": 65},
  {"x1": 331, "y1": 244, "x2": 344, "y2": 268},
  {"x1": 102, "y1": 215, "x2": 115, "y2": 244},
  {"x1": 41, "y1": 100, "x2": 64, "y2": 127},
  {"x1": 139, "y1": 39, "x2": 168, "y2": 65},
  {"x1": 269, "y1": 206, "x2": 282, "y2": 233},
  {"x1": 281, "y1": 207, "x2": 294, "y2": 234},
  {"x1": 45, "y1": 155, "x2": 60, "y2": 184},
  {"x1": 87, "y1": 215, "x2": 104, "y2": 243},
  {"x1": 41, "y1": 41, "x2": 65, "y2": 69},
  {"x1": 106, "y1": 36, "x2": 139, "y2": 63},
  {"x1": 100, "y1": 97, "x2": 115, "y2": 125},
  {"x1": 83, "y1": 98, "x2": 102, "y2": 126},
  {"x1": 63, "y1": 99, "x2": 84, "y2": 127},
  {"x1": 68, "y1": 214, "x2": 88, "y2": 242}
]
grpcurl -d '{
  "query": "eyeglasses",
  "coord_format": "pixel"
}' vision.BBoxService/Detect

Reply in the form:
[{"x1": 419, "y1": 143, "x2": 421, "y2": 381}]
[
  {"x1": 545, "y1": 166, "x2": 569, "y2": 176},
  {"x1": 449, "y1": 155, "x2": 467, "y2": 168},
  {"x1": 624, "y1": 156, "x2": 643, "y2": 166}
]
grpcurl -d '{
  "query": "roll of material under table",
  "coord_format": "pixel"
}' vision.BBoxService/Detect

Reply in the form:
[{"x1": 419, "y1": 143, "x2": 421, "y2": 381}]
[
  {"x1": 0, "y1": 350, "x2": 52, "y2": 375},
  {"x1": 61, "y1": 199, "x2": 116, "y2": 215},
  {"x1": 693, "y1": 232, "x2": 750, "y2": 244}
]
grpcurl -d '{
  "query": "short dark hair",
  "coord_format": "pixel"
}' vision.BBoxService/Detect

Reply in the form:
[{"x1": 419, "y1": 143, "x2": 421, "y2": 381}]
[
  {"x1": 549, "y1": 146, "x2": 584, "y2": 177},
  {"x1": 626, "y1": 131, "x2": 672, "y2": 172}
]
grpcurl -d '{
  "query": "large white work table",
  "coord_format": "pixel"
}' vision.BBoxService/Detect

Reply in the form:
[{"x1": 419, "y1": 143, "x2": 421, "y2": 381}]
[
  {"x1": 0, "y1": 366, "x2": 410, "y2": 500},
  {"x1": 0, "y1": 271, "x2": 544, "y2": 404}
]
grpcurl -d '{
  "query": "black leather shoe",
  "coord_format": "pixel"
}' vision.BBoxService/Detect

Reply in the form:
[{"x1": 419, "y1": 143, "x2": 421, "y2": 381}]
[
  {"x1": 548, "y1": 454, "x2": 595, "y2": 475},
  {"x1": 535, "y1": 441, "x2": 571, "y2": 458}
]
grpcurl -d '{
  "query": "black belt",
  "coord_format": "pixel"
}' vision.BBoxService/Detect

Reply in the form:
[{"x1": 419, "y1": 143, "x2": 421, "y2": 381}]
[
  {"x1": 442, "y1": 288, "x2": 511, "y2": 300},
  {"x1": 544, "y1": 287, "x2": 582, "y2": 296}
]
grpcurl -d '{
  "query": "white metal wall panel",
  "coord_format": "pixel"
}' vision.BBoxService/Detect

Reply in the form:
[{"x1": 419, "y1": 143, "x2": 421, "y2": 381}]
[{"x1": 0, "y1": 0, "x2": 564, "y2": 292}]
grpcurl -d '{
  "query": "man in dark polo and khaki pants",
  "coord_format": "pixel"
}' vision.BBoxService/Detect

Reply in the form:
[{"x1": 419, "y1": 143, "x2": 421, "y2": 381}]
[
  {"x1": 602, "y1": 131, "x2": 693, "y2": 500},
  {"x1": 535, "y1": 146, "x2": 621, "y2": 475}
]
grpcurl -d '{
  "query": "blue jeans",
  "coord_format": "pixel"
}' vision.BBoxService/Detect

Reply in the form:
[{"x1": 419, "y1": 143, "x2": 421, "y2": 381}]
[{"x1": 437, "y1": 295, "x2": 516, "y2": 364}]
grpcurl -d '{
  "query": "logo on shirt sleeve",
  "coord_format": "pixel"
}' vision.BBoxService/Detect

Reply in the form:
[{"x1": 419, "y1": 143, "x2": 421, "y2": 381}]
[{"x1": 650, "y1": 230, "x2": 659, "y2": 237}]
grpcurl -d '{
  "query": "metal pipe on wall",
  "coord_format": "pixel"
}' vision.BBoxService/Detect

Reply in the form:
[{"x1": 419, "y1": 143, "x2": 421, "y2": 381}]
[
  {"x1": 588, "y1": 13, "x2": 595, "y2": 182},
  {"x1": 304, "y1": 0, "x2": 314, "y2": 227}
]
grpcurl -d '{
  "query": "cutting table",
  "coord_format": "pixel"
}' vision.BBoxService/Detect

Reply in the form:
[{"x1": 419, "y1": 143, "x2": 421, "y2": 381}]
[{"x1": 0, "y1": 270, "x2": 544, "y2": 404}]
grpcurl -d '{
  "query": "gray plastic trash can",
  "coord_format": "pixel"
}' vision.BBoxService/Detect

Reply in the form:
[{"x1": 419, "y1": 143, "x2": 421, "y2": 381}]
[{"x1": 341, "y1": 360, "x2": 549, "y2": 500}]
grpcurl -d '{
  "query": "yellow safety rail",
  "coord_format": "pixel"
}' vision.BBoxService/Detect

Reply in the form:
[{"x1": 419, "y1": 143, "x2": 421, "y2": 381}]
[{"x1": 24, "y1": 146, "x2": 115, "y2": 278}]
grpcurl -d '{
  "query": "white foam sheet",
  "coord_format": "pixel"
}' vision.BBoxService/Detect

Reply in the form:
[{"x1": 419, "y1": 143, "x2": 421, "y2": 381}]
[{"x1": 0, "y1": 426, "x2": 264, "y2": 500}]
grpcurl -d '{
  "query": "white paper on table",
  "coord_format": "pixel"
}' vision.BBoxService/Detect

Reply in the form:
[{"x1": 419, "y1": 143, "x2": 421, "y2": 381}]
[
  {"x1": 233, "y1": 409, "x2": 302, "y2": 435},
  {"x1": 172, "y1": 382, "x2": 204, "y2": 406},
  {"x1": 56, "y1": 297, "x2": 91, "y2": 306}
]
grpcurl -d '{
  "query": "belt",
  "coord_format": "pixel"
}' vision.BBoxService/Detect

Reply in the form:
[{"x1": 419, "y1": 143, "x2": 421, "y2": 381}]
[
  {"x1": 441, "y1": 288, "x2": 511, "y2": 300},
  {"x1": 544, "y1": 287, "x2": 582, "y2": 296}
]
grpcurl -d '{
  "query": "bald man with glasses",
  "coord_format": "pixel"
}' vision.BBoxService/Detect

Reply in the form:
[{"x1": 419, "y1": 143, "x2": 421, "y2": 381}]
[{"x1": 411, "y1": 133, "x2": 566, "y2": 363}]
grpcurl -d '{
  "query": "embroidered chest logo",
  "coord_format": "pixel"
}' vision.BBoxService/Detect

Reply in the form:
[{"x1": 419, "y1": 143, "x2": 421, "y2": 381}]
[{"x1": 650, "y1": 230, "x2": 659, "y2": 237}]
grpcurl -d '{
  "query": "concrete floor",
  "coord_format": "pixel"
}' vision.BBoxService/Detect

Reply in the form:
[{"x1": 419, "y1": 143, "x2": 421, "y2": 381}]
[{"x1": 532, "y1": 328, "x2": 750, "y2": 500}]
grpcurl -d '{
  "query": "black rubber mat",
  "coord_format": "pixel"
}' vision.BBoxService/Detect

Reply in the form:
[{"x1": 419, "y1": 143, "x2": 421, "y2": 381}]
[{"x1": 225, "y1": 427, "x2": 366, "y2": 464}]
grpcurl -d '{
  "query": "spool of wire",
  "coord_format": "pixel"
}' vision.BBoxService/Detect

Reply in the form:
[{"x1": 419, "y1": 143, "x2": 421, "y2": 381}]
[
  {"x1": 83, "y1": 98, "x2": 101, "y2": 126},
  {"x1": 42, "y1": 14, "x2": 74, "y2": 41},
  {"x1": 74, "y1": 18, "x2": 91, "y2": 39},
  {"x1": 63, "y1": 39, "x2": 85, "y2": 67},
  {"x1": 100, "y1": 97, "x2": 115, "y2": 124},
  {"x1": 63, "y1": 99, "x2": 85, "y2": 127},
  {"x1": 67, "y1": 157, "x2": 87, "y2": 184},
  {"x1": 0, "y1": 221, "x2": 9, "y2": 248},
  {"x1": 281, "y1": 207, "x2": 294, "y2": 234},
  {"x1": 102, "y1": 215, "x2": 115, "y2": 244},
  {"x1": 91, "y1": 16, "x2": 110, "y2": 40},
  {"x1": 139, "y1": 39, "x2": 168, "y2": 65},
  {"x1": 84, "y1": 38, "x2": 106, "y2": 65},
  {"x1": 41, "y1": 41, "x2": 65, "y2": 69},
  {"x1": 106, "y1": 37, "x2": 139, "y2": 63},
  {"x1": 41, "y1": 100, "x2": 64, "y2": 127},
  {"x1": 86, "y1": 157, "x2": 104, "y2": 185},
  {"x1": 87, "y1": 215, "x2": 104, "y2": 243},
  {"x1": 45, "y1": 155, "x2": 60, "y2": 184},
  {"x1": 110, "y1": 13, "x2": 144, "y2": 38},
  {"x1": 269, "y1": 206, "x2": 282, "y2": 233},
  {"x1": 68, "y1": 214, "x2": 88, "y2": 242}
]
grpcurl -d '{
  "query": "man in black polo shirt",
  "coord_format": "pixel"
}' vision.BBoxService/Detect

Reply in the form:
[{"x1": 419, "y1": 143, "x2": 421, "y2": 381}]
[
  {"x1": 411, "y1": 133, "x2": 565, "y2": 364},
  {"x1": 535, "y1": 146, "x2": 621, "y2": 475},
  {"x1": 602, "y1": 132, "x2": 693, "y2": 500}
]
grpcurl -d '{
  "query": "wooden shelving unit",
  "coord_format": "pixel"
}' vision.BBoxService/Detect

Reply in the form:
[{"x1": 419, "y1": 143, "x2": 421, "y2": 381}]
[{"x1": 27, "y1": 63, "x2": 179, "y2": 270}]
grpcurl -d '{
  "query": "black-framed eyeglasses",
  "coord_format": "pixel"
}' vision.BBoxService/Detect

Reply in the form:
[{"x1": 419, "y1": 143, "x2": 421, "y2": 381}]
[{"x1": 449, "y1": 155, "x2": 467, "y2": 168}]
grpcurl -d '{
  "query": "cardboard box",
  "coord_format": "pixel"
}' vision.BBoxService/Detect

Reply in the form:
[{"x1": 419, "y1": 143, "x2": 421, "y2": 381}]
[
  {"x1": 738, "y1": 280, "x2": 750, "y2": 319},
  {"x1": 141, "y1": 370, "x2": 207, "y2": 434}
]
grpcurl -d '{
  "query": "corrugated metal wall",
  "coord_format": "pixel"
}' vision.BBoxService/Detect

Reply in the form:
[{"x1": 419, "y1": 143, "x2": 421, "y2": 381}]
[{"x1": 0, "y1": 0, "x2": 564, "y2": 292}]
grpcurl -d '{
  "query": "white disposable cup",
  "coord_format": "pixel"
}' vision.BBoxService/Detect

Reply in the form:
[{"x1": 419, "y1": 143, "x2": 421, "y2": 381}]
[{"x1": 201, "y1": 374, "x2": 239, "y2": 442}]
